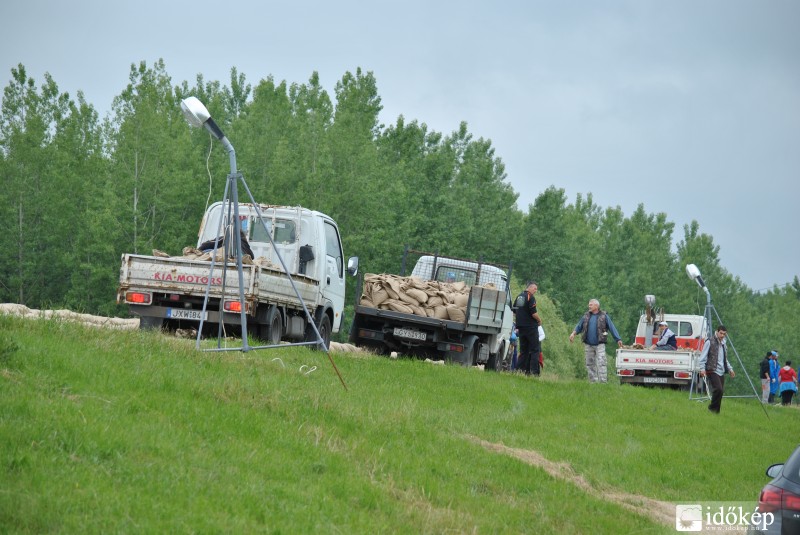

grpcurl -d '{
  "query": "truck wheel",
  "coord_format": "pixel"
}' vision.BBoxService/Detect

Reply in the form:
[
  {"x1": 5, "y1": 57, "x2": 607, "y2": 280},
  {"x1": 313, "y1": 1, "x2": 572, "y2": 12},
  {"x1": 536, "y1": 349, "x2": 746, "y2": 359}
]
[
  {"x1": 486, "y1": 341, "x2": 506, "y2": 372},
  {"x1": 138, "y1": 315, "x2": 163, "y2": 330},
  {"x1": 447, "y1": 335, "x2": 479, "y2": 367},
  {"x1": 305, "y1": 314, "x2": 331, "y2": 351},
  {"x1": 260, "y1": 307, "x2": 283, "y2": 344}
]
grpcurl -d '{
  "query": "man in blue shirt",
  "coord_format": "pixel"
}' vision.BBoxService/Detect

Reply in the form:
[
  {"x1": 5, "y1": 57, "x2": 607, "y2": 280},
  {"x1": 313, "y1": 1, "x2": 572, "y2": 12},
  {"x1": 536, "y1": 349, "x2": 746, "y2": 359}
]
[{"x1": 569, "y1": 298, "x2": 624, "y2": 383}]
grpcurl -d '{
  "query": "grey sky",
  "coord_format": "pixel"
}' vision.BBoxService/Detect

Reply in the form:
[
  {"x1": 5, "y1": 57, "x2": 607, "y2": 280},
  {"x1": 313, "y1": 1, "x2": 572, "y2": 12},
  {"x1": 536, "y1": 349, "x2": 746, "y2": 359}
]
[{"x1": 2, "y1": 0, "x2": 798, "y2": 291}]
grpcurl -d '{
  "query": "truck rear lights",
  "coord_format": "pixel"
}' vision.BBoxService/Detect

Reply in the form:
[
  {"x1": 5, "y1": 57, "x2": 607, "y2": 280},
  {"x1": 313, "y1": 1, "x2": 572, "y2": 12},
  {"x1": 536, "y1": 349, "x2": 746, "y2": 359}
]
[
  {"x1": 618, "y1": 369, "x2": 635, "y2": 376},
  {"x1": 445, "y1": 344, "x2": 463, "y2": 352},
  {"x1": 224, "y1": 300, "x2": 242, "y2": 313},
  {"x1": 358, "y1": 329, "x2": 381, "y2": 340},
  {"x1": 125, "y1": 291, "x2": 151, "y2": 304},
  {"x1": 169, "y1": 294, "x2": 181, "y2": 301},
  {"x1": 674, "y1": 371, "x2": 692, "y2": 379}
]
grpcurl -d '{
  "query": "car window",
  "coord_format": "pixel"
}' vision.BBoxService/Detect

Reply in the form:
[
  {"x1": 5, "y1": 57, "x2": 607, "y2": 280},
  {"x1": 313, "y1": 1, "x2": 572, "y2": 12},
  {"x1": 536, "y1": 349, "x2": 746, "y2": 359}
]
[
  {"x1": 679, "y1": 322, "x2": 693, "y2": 336},
  {"x1": 783, "y1": 446, "x2": 800, "y2": 484}
]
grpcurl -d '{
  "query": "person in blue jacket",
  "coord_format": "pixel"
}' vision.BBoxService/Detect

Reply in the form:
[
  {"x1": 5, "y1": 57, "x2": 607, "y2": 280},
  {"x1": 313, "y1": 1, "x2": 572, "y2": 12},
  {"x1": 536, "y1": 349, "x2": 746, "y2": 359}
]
[
  {"x1": 769, "y1": 350, "x2": 781, "y2": 403},
  {"x1": 569, "y1": 298, "x2": 624, "y2": 383}
]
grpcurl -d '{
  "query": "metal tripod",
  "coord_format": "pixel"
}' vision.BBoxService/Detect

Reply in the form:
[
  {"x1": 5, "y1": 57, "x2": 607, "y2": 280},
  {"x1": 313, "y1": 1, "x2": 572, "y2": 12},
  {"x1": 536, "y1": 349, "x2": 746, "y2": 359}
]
[{"x1": 180, "y1": 96, "x2": 346, "y2": 388}]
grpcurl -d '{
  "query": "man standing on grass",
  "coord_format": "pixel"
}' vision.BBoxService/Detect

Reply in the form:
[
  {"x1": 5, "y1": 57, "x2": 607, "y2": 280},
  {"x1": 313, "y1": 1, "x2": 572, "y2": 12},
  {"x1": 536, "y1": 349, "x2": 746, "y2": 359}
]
[
  {"x1": 698, "y1": 325, "x2": 736, "y2": 414},
  {"x1": 514, "y1": 281, "x2": 541, "y2": 376},
  {"x1": 769, "y1": 350, "x2": 780, "y2": 403},
  {"x1": 760, "y1": 351, "x2": 772, "y2": 404},
  {"x1": 569, "y1": 299, "x2": 624, "y2": 383}
]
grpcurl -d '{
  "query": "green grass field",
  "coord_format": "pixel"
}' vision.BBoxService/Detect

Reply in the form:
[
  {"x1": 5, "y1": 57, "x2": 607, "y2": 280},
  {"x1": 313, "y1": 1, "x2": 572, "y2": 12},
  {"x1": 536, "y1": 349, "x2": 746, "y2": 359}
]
[{"x1": 1, "y1": 314, "x2": 796, "y2": 534}]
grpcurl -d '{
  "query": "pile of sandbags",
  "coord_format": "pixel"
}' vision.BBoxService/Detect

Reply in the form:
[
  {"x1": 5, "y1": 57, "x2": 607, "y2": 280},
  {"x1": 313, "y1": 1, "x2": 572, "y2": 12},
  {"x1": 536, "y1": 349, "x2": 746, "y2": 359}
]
[
  {"x1": 153, "y1": 248, "x2": 281, "y2": 270},
  {"x1": 359, "y1": 274, "x2": 480, "y2": 322},
  {"x1": 0, "y1": 303, "x2": 139, "y2": 330}
]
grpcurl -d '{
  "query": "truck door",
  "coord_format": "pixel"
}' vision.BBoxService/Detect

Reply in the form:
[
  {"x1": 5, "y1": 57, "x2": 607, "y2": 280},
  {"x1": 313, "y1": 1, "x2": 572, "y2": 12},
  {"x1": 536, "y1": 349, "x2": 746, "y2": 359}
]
[{"x1": 323, "y1": 221, "x2": 346, "y2": 330}]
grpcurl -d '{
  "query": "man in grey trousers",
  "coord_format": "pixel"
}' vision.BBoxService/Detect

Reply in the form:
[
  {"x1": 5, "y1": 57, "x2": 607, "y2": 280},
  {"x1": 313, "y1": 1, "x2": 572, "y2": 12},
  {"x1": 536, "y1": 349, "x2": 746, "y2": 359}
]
[{"x1": 569, "y1": 298, "x2": 624, "y2": 383}]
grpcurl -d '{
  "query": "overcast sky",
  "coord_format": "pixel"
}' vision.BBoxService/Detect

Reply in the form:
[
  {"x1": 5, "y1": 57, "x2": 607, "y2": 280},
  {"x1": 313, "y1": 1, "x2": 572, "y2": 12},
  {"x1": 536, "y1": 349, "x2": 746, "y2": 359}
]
[{"x1": 2, "y1": 0, "x2": 798, "y2": 291}]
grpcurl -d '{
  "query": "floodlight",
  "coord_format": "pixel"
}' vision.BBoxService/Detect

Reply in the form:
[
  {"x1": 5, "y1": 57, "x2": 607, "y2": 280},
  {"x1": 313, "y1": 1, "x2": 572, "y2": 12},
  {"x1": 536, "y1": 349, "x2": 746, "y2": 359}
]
[
  {"x1": 180, "y1": 97, "x2": 225, "y2": 141},
  {"x1": 644, "y1": 294, "x2": 655, "y2": 307},
  {"x1": 685, "y1": 263, "x2": 706, "y2": 289}
]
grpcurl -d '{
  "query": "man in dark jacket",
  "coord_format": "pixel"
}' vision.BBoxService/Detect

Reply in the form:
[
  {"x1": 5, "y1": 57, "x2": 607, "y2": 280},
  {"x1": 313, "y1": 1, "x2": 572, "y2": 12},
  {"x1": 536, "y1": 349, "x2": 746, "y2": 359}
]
[
  {"x1": 569, "y1": 298, "x2": 624, "y2": 383},
  {"x1": 698, "y1": 325, "x2": 736, "y2": 414},
  {"x1": 514, "y1": 282, "x2": 541, "y2": 376}
]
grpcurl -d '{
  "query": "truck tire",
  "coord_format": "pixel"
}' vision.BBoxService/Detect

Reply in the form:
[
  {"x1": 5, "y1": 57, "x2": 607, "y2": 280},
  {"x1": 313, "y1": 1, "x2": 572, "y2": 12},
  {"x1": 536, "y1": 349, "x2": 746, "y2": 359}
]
[
  {"x1": 260, "y1": 307, "x2": 283, "y2": 344},
  {"x1": 447, "y1": 335, "x2": 479, "y2": 367},
  {"x1": 305, "y1": 314, "x2": 331, "y2": 351},
  {"x1": 138, "y1": 315, "x2": 163, "y2": 330},
  {"x1": 486, "y1": 341, "x2": 506, "y2": 372}
]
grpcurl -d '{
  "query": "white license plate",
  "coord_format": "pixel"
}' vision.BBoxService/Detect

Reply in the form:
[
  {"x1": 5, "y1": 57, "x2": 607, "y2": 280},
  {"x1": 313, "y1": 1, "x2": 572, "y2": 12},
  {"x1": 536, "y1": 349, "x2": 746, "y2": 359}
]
[
  {"x1": 167, "y1": 308, "x2": 208, "y2": 321},
  {"x1": 393, "y1": 328, "x2": 426, "y2": 341},
  {"x1": 643, "y1": 377, "x2": 668, "y2": 384}
]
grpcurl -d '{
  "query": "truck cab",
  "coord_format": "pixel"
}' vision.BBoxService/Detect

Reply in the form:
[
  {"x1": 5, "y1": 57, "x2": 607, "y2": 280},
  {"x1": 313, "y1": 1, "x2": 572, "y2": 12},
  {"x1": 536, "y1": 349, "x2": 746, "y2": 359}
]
[
  {"x1": 633, "y1": 313, "x2": 709, "y2": 351},
  {"x1": 198, "y1": 202, "x2": 352, "y2": 332}
]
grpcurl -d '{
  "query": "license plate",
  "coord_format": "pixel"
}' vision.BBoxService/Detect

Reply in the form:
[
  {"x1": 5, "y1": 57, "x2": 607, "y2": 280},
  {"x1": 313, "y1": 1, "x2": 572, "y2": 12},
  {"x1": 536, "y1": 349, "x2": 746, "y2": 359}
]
[
  {"x1": 643, "y1": 377, "x2": 668, "y2": 384},
  {"x1": 393, "y1": 328, "x2": 426, "y2": 341},
  {"x1": 167, "y1": 308, "x2": 208, "y2": 321}
]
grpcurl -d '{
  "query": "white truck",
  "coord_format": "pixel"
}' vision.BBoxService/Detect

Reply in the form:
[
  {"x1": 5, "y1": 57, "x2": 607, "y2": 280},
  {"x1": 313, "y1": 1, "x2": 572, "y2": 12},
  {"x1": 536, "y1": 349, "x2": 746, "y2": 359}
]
[
  {"x1": 348, "y1": 250, "x2": 514, "y2": 368},
  {"x1": 117, "y1": 202, "x2": 358, "y2": 347},
  {"x1": 615, "y1": 299, "x2": 709, "y2": 389}
]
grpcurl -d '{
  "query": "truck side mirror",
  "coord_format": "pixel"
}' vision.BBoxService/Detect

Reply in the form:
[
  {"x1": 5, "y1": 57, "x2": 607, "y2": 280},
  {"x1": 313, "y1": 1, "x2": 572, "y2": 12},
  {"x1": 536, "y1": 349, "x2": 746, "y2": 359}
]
[
  {"x1": 347, "y1": 256, "x2": 359, "y2": 276},
  {"x1": 299, "y1": 245, "x2": 315, "y2": 275}
]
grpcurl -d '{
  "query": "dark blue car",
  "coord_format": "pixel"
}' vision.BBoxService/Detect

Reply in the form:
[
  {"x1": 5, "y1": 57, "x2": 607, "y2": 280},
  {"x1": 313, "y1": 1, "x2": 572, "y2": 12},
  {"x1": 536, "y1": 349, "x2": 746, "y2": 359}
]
[{"x1": 751, "y1": 444, "x2": 800, "y2": 534}]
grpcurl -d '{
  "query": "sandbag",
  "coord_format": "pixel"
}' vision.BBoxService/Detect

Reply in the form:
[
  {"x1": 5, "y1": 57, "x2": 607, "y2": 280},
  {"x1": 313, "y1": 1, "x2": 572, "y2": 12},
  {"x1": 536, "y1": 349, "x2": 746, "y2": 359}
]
[{"x1": 446, "y1": 306, "x2": 466, "y2": 322}]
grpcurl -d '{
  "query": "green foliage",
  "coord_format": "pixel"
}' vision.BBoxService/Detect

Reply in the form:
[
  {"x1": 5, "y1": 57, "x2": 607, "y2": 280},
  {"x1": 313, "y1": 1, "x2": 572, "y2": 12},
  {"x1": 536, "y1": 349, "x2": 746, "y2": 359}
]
[
  {"x1": 1, "y1": 317, "x2": 796, "y2": 533},
  {"x1": 0, "y1": 60, "x2": 796, "y2": 391}
]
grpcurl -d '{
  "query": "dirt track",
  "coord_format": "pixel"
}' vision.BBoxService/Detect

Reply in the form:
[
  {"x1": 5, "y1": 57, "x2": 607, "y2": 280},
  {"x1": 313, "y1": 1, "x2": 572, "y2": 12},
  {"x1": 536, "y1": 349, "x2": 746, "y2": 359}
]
[{"x1": 469, "y1": 436, "x2": 675, "y2": 528}]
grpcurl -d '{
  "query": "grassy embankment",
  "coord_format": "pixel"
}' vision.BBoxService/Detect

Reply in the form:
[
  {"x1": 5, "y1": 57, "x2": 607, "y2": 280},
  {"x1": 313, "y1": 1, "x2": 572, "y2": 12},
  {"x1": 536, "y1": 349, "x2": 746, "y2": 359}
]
[{"x1": 1, "y1": 314, "x2": 796, "y2": 534}]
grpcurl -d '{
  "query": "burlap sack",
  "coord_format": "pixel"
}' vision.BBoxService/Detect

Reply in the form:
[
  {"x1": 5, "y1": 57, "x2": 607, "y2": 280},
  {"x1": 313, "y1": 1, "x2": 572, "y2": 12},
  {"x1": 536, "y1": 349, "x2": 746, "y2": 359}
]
[
  {"x1": 405, "y1": 288, "x2": 428, "y2": 304},
  {"x1": 359, "y1": 298, "x2": 376, "y2": 308},
  {"x1": 446, "y1": 305, "x2": 466, "y2": 322},
  {"x1": 453, "y1": 293, "x2": 469, "y2": 308},
  {"x1": 398, "y1": 291, "x2": 420, "y2": 306},
  {"x1": 386, "y1": 300, "x2": 413, "y2": 314},
  {"x1": 410, "y1": 304, "x2": 426, "y2": 317},
  {"x1": 433, "y1": 305, "x2": 449, "y2": 320},
  {"x1": 426, "y1": 295, "x2": 444, "y2": 307},
  {"x1": 371, "y1": 288, "x2": 389, "y2": 306},
  {"x1": 407, "y1": 276, "x2": 428, "y2": 290},
  {"x1": 384, "y1": 281, "x2": 400, "y2": 300}
]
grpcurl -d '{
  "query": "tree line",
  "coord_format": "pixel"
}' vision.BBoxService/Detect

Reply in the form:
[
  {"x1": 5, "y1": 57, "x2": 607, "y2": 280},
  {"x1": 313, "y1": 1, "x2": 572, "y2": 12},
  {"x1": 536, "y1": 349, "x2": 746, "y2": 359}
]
[{"x1": 1, "y1": 60, "x2": 798, "y2": 388}]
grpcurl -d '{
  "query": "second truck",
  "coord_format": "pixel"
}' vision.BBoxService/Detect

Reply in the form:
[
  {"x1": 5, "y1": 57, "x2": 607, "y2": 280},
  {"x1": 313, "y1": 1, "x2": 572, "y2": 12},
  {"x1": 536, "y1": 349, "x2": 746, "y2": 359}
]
[{"x1": 348, "y1": 249, "x2": 514, "y2": 368}]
